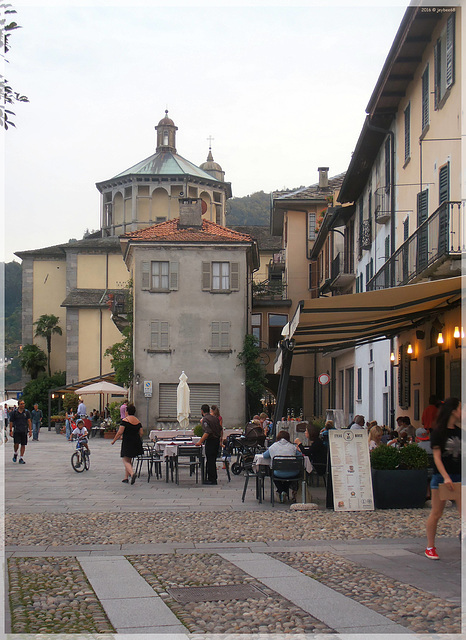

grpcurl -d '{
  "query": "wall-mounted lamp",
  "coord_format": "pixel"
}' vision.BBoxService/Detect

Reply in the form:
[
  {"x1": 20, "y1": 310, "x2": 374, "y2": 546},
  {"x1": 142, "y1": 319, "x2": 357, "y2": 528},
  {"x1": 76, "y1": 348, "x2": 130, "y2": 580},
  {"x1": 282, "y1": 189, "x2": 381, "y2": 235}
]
[
  {"x1": 407, "y1": 344, "x2": 413, "y2": 355},
  {"x1": 135, "y1": 373, "x2": 140, "y2": 385},
  {"x1": 437, "y1": 332, "x2": 444, "y2": 345},
  {"x1": 454, "y1": 326, "x2": 463, "y2": 349},
  {"x1": 390, "y1": 352, "x2": 399, "y2": 367}
]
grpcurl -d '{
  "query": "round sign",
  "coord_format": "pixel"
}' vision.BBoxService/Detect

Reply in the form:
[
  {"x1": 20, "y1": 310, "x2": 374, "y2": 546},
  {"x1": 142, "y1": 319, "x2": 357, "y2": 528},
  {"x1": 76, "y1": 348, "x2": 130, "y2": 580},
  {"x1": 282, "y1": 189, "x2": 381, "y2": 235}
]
[{"x1": 318, "y1": 373, "x2": 330, "y2": 386}]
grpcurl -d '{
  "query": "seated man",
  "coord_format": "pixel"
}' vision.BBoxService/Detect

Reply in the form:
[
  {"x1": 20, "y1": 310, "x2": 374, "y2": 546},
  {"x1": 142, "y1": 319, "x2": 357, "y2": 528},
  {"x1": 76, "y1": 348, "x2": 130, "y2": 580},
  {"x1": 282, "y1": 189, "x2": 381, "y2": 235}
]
[{"x1": 263, "y1": 430, "x2": 303, "y2": 503}]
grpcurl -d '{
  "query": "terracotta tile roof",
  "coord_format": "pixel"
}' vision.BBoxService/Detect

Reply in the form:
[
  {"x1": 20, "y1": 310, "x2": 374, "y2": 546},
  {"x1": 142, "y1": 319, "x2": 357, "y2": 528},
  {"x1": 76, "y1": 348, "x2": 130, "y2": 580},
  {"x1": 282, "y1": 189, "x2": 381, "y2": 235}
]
[
  {"x1": 273, "y1": 172, "x2": 346, "y2": 201},
  {"x1": 123, "y1": 218, "x2": 255, "y2": 243}
]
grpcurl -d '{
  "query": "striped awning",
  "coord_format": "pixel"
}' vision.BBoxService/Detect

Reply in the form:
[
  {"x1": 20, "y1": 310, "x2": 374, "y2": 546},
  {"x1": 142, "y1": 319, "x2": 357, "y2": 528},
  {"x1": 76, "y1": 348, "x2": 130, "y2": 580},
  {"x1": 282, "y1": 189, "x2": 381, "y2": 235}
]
[{"x1": 288, "y1": 276, "x2": 462, "y2": 355}]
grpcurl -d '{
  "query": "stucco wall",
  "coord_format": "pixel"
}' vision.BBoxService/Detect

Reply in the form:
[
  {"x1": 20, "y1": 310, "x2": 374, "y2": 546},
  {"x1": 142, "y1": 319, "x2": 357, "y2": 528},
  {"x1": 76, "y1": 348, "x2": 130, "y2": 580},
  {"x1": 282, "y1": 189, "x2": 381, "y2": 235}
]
[{"x1": 130, "y1": 244, "x2": 249, "y2": 428}]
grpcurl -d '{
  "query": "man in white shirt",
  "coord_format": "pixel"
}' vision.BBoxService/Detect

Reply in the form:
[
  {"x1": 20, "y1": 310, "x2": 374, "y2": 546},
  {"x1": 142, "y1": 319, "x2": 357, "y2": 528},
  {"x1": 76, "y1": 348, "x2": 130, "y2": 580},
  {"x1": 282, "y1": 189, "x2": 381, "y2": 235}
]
[
  {"x1": 350, "y1": 415, "x2": 365, "y2": 430},
  {"x1": 77, "y1": 400, "x2": 87, "y2": 417}
]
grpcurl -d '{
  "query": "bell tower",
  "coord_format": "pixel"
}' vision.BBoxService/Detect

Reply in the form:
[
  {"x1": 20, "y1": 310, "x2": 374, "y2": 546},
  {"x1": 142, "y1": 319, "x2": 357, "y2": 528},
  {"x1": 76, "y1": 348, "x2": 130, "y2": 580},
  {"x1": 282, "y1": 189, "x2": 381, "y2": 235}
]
[{"x1": 155, "y1": 110, "x2": 178, "y2": 152}]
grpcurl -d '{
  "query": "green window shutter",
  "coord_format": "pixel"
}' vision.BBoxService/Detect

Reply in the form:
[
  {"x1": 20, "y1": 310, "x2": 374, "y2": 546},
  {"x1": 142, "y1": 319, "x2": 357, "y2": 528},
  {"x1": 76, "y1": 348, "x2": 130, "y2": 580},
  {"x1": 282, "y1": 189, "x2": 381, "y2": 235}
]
[
  {"x1": 439, "y1": 163, "x2": 450, "y2": 205},
  {"x1": 169, "y1": 261, "x2": 179, "y2": 290},
  {"x1": 202, "y1": 262, "x2": 211, "y2": 291},
  {"x1": 434, "y1": 41, "x2": 440, "y2": 108},
  {"x1": 142, "y1": 261, "x2": 150, "y2": 290},
  {"x1": 446, "y1": 13, "x2": 455, "y2": 89},
  {"x1": 422, "y1": 66, "x2": 429, "y2": 129},
  {"x1": 230, "y1": 262, "x2": 239, "y2": 290},
  {"x1": 211, "y1": 321, "x2": 220, "y2": 348}
]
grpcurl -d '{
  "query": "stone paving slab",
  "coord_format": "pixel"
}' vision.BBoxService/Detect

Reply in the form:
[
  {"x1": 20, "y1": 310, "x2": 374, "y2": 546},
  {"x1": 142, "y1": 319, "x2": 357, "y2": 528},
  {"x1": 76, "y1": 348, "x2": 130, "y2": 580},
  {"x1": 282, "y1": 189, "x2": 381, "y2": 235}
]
[{"x1": 221, "y1": 552, "x2": 409, "y2": 634}]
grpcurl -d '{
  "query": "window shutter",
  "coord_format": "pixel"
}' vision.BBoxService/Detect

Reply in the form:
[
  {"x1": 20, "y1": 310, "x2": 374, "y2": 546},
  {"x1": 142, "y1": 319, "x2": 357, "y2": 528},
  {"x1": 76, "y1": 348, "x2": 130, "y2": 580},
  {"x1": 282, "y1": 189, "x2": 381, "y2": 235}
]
[
  {"x1": 142, "y1": 261, "x2": 150, "y2": 290},
  {"x1": 169, "y1": 261, "x2": 179, "y2": 290},
  {"x1": 230, "y1": 263, "x2": 239, "y2": 290},
  {"x1": 422, "y1": 67, "x2": 429, "y2": 129},
  {"x1": 150, "y1": 320, "x2": 159, "y2": 348},
  {"x1": 202, "y1": 262, "x2": 211, "y2": 290},
  {"x1": 439, "y1": 163, "x2": 450, "y2": 205},
  {"x1": 404, "y1": 104, "x2": 410, "y2": 160},
  {"x1": 384, "y1": 138, "x2": 391, "y2": 193},
  {"x1": 211, "y1": 322, "x2": 220, "y2": 348},
  {"x1": 446, "y1": 13, "x2": 455, "y2": 89},
  {"x1": 434, "y1": 41, "x2": 440, "y2": 108},
  {"x1": 160, "y1": 322, "x2": 169, "y2": 348},
  {"x1": 220, "y1": 322, "x2": 230, "y2": 348}
]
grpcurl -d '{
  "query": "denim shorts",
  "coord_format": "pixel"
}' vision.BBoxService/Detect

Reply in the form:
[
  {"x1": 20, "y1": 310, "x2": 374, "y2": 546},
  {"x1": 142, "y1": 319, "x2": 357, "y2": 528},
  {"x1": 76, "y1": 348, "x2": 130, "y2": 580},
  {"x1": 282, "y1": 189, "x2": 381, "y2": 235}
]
[{"x1": 430, "y1": 472, "x2": 461, "y2": 489}]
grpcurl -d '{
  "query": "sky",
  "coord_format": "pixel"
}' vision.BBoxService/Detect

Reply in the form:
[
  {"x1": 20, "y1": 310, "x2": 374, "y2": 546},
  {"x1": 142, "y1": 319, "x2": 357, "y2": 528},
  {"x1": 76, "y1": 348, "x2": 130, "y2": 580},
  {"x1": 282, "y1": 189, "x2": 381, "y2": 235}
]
[{"x1": 3, "y1": 0, "x2": 411, "y2": 263}]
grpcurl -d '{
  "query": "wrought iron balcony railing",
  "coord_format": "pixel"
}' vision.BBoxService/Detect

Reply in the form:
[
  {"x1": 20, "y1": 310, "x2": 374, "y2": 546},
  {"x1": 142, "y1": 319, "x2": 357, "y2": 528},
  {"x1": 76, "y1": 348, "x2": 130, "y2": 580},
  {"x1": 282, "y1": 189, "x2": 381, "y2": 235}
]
[
  {"x1": 252, "y1": 279, "x2": 288, "y2": 301},
  {"x1": 359, "y1": 219, "x2": 372, "y2": 251},
  {"x1": 367, "y1": 201, "x2": 463, "y2": 291}
]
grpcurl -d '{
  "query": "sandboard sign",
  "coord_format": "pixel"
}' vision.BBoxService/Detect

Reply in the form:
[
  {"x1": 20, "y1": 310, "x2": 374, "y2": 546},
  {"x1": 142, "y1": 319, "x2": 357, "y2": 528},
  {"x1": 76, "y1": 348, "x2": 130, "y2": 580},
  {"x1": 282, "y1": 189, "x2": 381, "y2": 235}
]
[{"x1": 329, "y1": 429, "x2": 374, "y2": 511}]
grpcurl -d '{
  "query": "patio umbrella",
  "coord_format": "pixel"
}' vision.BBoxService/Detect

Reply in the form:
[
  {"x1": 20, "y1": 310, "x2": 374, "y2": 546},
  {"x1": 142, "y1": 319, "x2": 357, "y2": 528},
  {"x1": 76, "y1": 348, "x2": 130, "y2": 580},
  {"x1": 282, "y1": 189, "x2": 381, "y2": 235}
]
[
  {"x1": 4, "y1": 398, "x2": 18, "y2": 407},
  {"x1": 177, "y1": 371, "x2": 190, "y2": 433},
  {"x1": 75, "y1": 381, "x2": 127, "y2": 395}
]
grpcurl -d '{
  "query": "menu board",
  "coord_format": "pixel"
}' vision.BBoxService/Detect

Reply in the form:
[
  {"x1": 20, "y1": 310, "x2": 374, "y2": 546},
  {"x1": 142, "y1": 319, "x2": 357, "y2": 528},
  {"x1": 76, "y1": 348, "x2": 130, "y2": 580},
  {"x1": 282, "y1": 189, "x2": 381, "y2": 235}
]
[{"x1": 329, "y1": 429, "x2": 374, "y2": 511}]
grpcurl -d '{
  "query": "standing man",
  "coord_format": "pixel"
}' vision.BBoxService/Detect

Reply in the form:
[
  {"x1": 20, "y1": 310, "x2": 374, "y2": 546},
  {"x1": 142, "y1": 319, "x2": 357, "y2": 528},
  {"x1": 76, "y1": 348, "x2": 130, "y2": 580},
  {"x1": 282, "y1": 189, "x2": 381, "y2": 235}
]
[
  {"x1": 10, "y1": 400, "x2": 32, "y2": 464},
  {"x1": 31, "y1": 403, "x2": 43, "y2": 441},
  {"x1": 77, "y1": 399, "x2": 87, "y2": 418},
  {"x1": 120, "y1": 400, "x2": 128, "y2": 421},
  {"x1": 197, "y1": 404, "x2": 222, "y2": 485}
]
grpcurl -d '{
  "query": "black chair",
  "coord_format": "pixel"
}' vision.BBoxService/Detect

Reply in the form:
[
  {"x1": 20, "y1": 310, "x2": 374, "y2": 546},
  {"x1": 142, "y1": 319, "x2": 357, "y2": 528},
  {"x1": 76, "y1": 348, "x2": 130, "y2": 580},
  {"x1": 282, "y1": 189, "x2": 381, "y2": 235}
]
[
  {"x1": 174, "y1": 446, "x2": 203, "y2": 484},
  {"x1": 241, "y1": 451, "x2": 266, "y2": 503},
  {"x1": 134, "y1": 443, "x2": 162, "y2": 482},
  {"x1": 270, "y1": 456, "x2": 305, "y2": 506},
  {"x1": 308, "y1": 461, "x2": 327, "y2": 487}
]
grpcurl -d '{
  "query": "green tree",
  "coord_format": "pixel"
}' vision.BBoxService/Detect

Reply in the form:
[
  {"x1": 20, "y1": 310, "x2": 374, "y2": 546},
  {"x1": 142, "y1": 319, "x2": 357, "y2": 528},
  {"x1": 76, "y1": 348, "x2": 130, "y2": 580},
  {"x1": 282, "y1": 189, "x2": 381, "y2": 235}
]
[
  {"x1": 19, "y1": 343, "x2": 47, "y2": 379},
  {"x1": 33, "y1": 314, "x2": 62, "y2": 377},
  {"x1": 1, "y1": 4, "x2": 29, "y2": 129},
  {"x1": 21, "y1": 371, "x2": 66, "y2": 421},
  {"x1": 237, "y1": 334, "x2": 268, "y2": 418}
]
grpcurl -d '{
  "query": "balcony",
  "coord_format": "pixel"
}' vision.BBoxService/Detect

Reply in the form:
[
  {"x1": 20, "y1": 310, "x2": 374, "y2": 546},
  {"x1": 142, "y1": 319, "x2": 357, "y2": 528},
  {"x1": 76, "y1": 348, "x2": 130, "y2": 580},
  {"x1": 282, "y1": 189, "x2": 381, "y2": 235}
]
[
  {"x1": 252, "y1": 279, "x2": 289, "y2": 303},
  {"x1": 268, "y1": 251, "x2": 286, "y2": 277},
  {"x1": 367, "y1": 201, "x2": 463, "y2": 291},
  {"x1": 375, "y1": 190, "x2": 391, "y2": 224},
  {"x1": 107, "y1": 290, "x2": 131, "y2": 332},
  {"x1": 359, "y1": 219, "x2": 372, "y2": 253},
  {"x1": 329, "y1": 252, "x2": 356, "y2": 290}
]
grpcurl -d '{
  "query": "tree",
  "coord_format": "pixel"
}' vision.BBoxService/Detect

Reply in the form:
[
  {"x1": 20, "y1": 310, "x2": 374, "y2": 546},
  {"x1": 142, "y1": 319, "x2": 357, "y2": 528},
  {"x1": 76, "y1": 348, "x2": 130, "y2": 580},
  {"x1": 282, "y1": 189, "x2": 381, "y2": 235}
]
[
  {"x1": 21, "y1": 371, "x2": 66, "y2": 421},
  {"x1": 105, "y1": 284, "x2": 133, "y2": 387},
  {"x1": 1, "y1": 4, "x2": 29, "y2": 129},
  {"x1": 237, "y1": 334, "x2": 268, "y2": 418},
  {"x1": 33, "y1": 314, "x2": 62, "y2": 377},
  {"x1": 19, "y1": 343, "x2": 47, "y2": 379}
]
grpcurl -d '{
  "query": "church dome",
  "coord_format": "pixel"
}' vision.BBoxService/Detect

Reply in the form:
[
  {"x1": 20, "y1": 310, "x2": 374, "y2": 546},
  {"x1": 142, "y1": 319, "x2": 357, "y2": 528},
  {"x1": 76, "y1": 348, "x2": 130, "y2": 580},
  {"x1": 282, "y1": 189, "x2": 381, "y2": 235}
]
[
  {"x1": 157, "y1": 110, "x2": 175, "y2": 127},
  {"x1": 200, "y1": 149, "x2": 223, "y2": 173}
]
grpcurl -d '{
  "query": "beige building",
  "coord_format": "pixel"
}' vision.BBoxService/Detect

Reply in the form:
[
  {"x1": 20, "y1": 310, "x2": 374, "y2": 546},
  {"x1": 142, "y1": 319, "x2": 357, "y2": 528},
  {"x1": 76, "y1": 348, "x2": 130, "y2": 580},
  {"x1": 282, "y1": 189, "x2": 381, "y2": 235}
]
[{"x1": 16, "y1": 112, "x2": 235, "y2": 415}]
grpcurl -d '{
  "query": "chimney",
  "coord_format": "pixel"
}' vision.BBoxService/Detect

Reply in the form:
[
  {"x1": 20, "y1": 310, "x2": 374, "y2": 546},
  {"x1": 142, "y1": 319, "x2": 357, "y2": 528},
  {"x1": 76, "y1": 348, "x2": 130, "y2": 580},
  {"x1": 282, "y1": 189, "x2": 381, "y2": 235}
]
[
  {"x1": 318, "y1": 167, "x2": 329, "y2": 189},
  {"x1": 178, "y1": 198, "x2": 203, "y2": 229}
]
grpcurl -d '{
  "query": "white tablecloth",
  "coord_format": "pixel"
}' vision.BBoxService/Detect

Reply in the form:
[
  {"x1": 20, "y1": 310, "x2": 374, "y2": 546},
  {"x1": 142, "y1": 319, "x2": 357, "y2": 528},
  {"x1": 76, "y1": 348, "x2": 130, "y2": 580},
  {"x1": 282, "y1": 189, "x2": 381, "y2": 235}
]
[
  {"x1": 155, "y1": 440, "x2": 202, "y2": 459},
  {"x1": 253, "y1": 453, "x2": 312, "y2": 474}
]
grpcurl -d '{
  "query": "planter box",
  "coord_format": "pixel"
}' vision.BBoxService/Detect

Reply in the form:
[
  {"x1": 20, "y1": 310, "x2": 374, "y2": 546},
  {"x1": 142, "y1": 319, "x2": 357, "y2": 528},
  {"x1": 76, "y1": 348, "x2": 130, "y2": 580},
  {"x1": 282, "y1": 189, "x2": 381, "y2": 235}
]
[
  {"x1": 104, "y1": 431, "x2": 117, "y2": 439},
  {"x1": 371, "y1": 469, "x2": 428, "y2": 509}
]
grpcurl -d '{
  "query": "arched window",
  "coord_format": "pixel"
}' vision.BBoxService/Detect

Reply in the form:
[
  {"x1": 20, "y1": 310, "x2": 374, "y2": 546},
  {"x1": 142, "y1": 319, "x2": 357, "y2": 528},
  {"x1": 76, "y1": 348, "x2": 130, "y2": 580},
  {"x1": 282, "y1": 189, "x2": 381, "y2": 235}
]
[{"x1": 163, "y1": 130, "x2": 169, "y2": 145}]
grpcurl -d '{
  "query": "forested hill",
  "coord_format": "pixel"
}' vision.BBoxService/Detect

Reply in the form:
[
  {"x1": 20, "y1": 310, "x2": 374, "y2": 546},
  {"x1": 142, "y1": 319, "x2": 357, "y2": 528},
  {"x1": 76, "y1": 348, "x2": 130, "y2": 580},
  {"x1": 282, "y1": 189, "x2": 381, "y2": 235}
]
[{"x1": 226, "y1": 191, "x2": 271, "y2": 226}]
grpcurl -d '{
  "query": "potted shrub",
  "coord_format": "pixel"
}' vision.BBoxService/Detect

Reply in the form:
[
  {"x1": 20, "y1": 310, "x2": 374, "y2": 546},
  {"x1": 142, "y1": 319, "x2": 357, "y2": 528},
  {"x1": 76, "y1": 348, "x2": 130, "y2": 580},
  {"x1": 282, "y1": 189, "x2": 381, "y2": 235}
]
[
  {"x1": 193, "y1": 424, "x2": 203, "y2": 437},
  {"x1": 370, "y1": 444, "x2": 429, "y2": 509},
  {"x1": 50, "y1": 415, "x2": 65, "y2": 434}
]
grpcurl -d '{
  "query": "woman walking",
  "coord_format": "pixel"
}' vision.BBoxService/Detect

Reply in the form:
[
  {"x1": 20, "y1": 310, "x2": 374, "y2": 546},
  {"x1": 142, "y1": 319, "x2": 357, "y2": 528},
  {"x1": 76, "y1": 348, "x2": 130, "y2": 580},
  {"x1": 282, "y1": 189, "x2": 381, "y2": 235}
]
[
  {"x1": 111, "y1": 403, "x2": 143, "y2": 484},
  {"x1": 425, "y1": 397, "x2": 462, "y2": 560}
]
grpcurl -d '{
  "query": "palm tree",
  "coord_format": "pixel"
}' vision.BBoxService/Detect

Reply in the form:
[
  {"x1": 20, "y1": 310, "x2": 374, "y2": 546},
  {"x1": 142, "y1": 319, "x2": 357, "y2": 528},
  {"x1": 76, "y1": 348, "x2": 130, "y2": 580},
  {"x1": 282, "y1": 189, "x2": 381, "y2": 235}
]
[
  {"x1": 33, "y1": 314, "x2": 62, "y2": 377},
  {"x1": 19, "y1": 344, "x2": 47, "y2": 379}
]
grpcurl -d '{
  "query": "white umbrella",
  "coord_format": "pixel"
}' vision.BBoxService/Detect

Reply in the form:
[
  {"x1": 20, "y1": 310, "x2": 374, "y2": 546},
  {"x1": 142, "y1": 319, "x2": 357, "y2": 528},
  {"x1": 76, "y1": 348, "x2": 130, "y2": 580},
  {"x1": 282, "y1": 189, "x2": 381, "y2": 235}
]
[
  {"x1": 75, "y1": 381, "x2": 127, "y2": 395},
  {"x1": 3, "y1": 398, "x2": 18, "y2": 407},
  {"x1": 177, "y1": 371, "x2": 190, "y2": 433}
]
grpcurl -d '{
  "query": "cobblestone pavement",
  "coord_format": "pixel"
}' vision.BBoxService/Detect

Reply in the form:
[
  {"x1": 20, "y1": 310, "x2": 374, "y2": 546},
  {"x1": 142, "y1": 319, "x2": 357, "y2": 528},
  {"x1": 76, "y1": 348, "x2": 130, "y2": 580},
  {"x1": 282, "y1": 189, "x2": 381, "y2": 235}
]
[{"x1": 3, "y1": 428, "x2": 462, "y2": 637}]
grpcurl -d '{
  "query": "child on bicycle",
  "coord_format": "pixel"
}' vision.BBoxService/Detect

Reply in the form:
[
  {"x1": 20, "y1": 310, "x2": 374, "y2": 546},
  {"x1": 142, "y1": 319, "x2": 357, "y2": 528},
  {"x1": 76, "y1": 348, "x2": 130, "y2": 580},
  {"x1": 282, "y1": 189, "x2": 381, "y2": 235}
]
[{"x1": 72, "y1": 419, "x2": 90, "y2": 454}]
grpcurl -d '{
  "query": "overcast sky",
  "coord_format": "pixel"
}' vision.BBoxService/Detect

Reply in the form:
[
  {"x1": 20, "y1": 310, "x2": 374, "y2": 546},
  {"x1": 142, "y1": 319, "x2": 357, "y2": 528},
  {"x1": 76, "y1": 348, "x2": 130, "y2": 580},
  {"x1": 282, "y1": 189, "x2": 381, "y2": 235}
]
[{"x1": 3, "y1": 0, "x2": 410, "y2": 263}]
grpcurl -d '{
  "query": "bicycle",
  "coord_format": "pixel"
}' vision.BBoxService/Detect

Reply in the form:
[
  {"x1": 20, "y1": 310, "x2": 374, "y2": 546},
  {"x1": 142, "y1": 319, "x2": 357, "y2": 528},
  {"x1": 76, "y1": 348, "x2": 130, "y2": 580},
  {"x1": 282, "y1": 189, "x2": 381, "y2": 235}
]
[{"x1": 71, "y1": 437, "x2": 90, "y2": 472}]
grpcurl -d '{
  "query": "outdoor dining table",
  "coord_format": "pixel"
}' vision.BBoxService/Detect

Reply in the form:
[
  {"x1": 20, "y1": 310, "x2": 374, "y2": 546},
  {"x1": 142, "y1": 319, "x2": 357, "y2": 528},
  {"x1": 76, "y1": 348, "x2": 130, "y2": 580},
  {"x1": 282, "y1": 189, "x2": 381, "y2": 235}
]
[{"x1": 154, "y1": 439, "x2": 204, "y2": 483}]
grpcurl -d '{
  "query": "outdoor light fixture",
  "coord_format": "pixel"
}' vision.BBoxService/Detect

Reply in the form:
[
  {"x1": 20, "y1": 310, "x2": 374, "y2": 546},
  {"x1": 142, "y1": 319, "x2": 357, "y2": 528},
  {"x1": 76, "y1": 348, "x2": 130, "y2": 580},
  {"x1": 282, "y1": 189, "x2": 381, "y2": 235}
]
[
  {"x1": 454, "y1": 326, "x2": 460, "y2": 339},
  {"x1": 437, "y1": 332, "x2": 444, "y2": 345},
  {"x1": 407, "y1": 344, "x2": 413, "y2": 354},
  {"x1": 390, "y1": 352, "x2": 395, "y2": 362},
  {"x1": 454, "y1": 326, "x2": 463, "y2": 349},
  {"x1": 135, "y1": 373, "x2": 140, "y2": 385}
]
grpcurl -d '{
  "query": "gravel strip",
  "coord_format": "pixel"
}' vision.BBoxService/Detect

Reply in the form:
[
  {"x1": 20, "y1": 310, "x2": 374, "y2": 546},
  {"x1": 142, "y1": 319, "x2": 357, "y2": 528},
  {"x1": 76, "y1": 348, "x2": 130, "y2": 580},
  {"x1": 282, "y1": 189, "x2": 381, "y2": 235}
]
[
  {"x1": 7, "y1": 557, "x2": 115, "y2": 634},
  {"x1": 5, "y1": 507, "x2": 459, "y2": 546},
  {"x1": 128, "y1": 553, "x2": 335, "y2": 634},
  {"x1": 275, "y1": 551, "x2": 461, "y2": 634}
]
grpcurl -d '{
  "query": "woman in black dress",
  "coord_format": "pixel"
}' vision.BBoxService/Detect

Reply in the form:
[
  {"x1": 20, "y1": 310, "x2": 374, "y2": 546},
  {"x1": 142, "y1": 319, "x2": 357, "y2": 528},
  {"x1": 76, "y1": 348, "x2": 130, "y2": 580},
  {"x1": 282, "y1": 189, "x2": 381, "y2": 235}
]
[{"x1": 111, "y1": 403, "x2": 143, "y2": 484}]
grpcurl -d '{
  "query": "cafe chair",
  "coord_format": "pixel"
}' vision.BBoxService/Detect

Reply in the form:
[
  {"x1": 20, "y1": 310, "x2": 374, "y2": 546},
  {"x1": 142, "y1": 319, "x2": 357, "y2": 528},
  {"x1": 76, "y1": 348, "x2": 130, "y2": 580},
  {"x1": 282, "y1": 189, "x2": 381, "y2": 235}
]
[
  {"x1": 241, "y1": 452, "x2": 265, "y2": 503},
  {"x1": 270, "y1": 456, "x2": 305, "y2": 506},
  {"x1": 134, "y1": 443, "x2": 162, "y2": 482},
  {"x1": 309, "y1": 461, "x2": 327, "y2": 487},
  {"x1": 174, "y1": 446, "x2": 203, "y2": 485}
]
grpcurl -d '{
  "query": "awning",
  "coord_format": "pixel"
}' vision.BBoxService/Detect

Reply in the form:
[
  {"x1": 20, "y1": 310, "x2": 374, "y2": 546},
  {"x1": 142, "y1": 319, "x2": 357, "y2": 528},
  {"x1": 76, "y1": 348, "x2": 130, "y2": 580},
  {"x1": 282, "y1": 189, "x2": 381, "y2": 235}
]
[{"x1": 288, "y1": 276, "x2": 462, "y2": 355}]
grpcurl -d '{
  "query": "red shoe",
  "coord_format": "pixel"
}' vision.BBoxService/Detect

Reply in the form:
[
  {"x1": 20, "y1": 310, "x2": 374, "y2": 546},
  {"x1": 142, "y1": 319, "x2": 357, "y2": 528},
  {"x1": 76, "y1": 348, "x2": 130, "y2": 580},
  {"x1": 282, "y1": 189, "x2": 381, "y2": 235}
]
[{"x1": 425, "y1": 547, "x2": 439, "y2": 560}]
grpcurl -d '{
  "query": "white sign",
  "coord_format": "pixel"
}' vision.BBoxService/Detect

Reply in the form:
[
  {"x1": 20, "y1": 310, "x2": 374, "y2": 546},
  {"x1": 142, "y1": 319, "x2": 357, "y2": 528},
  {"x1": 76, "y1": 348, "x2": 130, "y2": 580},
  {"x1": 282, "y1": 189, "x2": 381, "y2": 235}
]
[
  {"x1": 143, "y1": 380, "x2": 152, "y2": 397},
  {"x1": 318, "y1": 373, "x2": 330, "y2": 385},
  {"x1": 329, "y1": 429, "x2": 374, "y2": 512}
]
